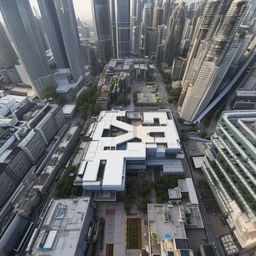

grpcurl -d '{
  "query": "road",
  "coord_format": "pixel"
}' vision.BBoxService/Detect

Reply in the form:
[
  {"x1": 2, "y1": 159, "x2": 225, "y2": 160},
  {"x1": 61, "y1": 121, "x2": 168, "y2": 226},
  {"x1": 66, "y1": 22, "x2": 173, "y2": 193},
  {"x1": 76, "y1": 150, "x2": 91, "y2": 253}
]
[
  {"x1": 182, "y1": 144, "x2": 225, "y2": 256},
  {"x1": 154, "y1": 71, "x2": 169, "y2": 108},
  {"x1": 154, "y1": 70, "x2": 225, "y2": 256}
]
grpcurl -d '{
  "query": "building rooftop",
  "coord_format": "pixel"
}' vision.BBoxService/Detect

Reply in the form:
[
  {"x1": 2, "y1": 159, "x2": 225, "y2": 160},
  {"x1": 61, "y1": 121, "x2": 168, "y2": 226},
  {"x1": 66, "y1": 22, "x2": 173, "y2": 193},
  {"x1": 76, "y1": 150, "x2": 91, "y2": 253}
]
[
  {"x1": 106, "y1": 58, "x2": 155, "y2": 72},
  {"x1": 168, "y1": 178, "x2": 199, "y2": 205},
  {"x1": 221, "y1": 111, "x2": 256, "y2": 146},
  {"x1": 148, "y1": 204, "x2": 187, "y2": 242},
  {"x1": 79, "y1": 110, "x2": 182, "y2": 191},
  {"x1": 31, "y1": 197, "x2": 91, "y2": 256},
  {"x1": 62, "y1": 104, "x2": 76, "y2": 115},
  {"x1": 98, "y1": 92, "x2": 110, "y2": 98},
  {"x1": 237, "y1": 67, "x2": 256, "y2": 92}
]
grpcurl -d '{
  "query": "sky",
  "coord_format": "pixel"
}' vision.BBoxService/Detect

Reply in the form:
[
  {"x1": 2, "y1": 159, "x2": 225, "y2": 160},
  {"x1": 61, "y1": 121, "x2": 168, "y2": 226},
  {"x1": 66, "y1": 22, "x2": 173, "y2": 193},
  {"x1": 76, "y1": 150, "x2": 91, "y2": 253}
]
[{"x1": 30, "y1": 0, "x2": 93, "y2": 23}]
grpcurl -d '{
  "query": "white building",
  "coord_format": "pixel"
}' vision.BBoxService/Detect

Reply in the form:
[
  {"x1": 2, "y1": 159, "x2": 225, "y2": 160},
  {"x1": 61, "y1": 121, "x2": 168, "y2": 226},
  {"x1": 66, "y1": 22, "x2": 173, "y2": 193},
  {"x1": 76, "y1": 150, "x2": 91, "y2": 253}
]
[
  {"x1": 28, "y1": 197, "x2": 93, "y2": 256},
  {"x1": 78, "y1": 110, "x2": 184, "y2": 192}
]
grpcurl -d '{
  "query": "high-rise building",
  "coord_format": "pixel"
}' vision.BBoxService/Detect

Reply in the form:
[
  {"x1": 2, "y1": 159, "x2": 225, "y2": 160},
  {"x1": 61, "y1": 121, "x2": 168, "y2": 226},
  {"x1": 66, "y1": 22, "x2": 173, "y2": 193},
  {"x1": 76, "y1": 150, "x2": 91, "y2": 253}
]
[
  {"x1": 54, "y1": 0, "x2": 85, "y2": 81},
  {"x1": 141, "y1": 3, "x2": 153, "y2": 54},
  {"x1": 163, "y1": 0, "x2": 170, "y2": 25},
  {"x1": 0, "y1": 0, "x2": 54, "y2": 97},
  {"x1": 142, "y1": 3, "x2": 152, "y2": 29},
  {"x1": 145, "y1": 27, "x2": 158, "y2": 58},
  {"x1": 109, "y1": 0, "x2": 117, "y2": 57},
  {"x1": 136, "y1": 0, "x2": 143, "y2": 23},
  {"x1": 164, "y1": 2, "x2": 186, "y2": 65},
  {"x1": 78, "y1": 22, "x2": 90, "y2": 39},
  {"x1": 115, "y1": 0, "x2": 131, "y2": 57},
  {"x1": 152, "y1": 7, "x2": 164, "y2": 28},
  {"x1": 37, "y1": 0, "x2": 69, "y2": 68},
  {"x1": 171, "y1": 57, "x2": 186, "y2": 81},
  {"x1": 131, "y1": 0, "x2": 137, "y2": 18},
  {"x1": 156, "y1": 24, "x2": 166, "y2": 63},
  {"x1": 92, "y1": 0, "x2": 112, "y2": 63},
  {"x1": 178, "y1": 0, "x2": 248, "y2": 122},
  {"x1": 202, "y1": 111, "x2": 256, "y2": 249},
  {"x1": 131, "y1": 24, "x2": 141, "y2": 56},
  {"x1": 0, "y1": 22, "x2": 18, "y2": 69},
  {"x1": 34, "y1": 16, "x2": 49, "y2": 51}
]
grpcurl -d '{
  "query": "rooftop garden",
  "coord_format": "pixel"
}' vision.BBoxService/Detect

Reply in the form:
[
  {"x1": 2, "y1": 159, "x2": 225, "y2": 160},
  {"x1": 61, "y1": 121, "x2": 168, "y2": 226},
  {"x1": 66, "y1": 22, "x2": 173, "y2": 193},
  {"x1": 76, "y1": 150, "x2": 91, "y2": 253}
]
[{"x1": 209, "y1": 159, "x2": 256, "y2": 212}]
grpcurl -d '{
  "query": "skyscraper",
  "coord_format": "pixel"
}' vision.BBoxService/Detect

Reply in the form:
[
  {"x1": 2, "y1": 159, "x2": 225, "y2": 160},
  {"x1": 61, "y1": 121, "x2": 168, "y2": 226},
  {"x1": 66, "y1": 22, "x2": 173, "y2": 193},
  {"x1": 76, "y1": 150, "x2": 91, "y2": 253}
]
[
  {"x1": 131, "y1": 24, "x2": 141, "y2": 56},
  {"x1": 131, "y1": 0, "x2": 137, "y2": 19},
  {"x1": 162, "y1": 0, "x2": 171, "y2": 25},
  {"x1": 0, "y1": 22, "x2": 18, "y2": 69},
  {"x1": 164, "y1": 2, "x2": 186, "y2": 65},
  {"x1": 0, "y1": 0, "x2": 54, "y2": 97},
  {"x1": 152, "y1": 7, "x2": 164, "y2": 28},
  {"x1": 142, "y1": 3, "x2": 152, "y2": 29},
  {"x1": 156, "y1": 24, "x2": 166, "y2": 63},
  {"x1": 145, "y1": 27, "x2": 158, "y2": 58},
  {"x1": 136, "y1": 0, "x2": 143, "y2": 23},
  {"x1": 109, "y1": 0, "x2": 117, "y2": 57},
  {"x1": 141, "y1": 3, "x2": 153, "y2": 54},
  {"x1": 37, "y1": 0, "x2": 69, "y2": 68},
  {"x1": 115, "y1": 0, "x2": 131, "y2": 57},
  {"x1": 178, "y1": 0, "x2": 248, "y2": 122},
  {"x1": 54, "y1": 0, "x2": 84, "y2": 81},
  {"x1": 92, "y1": 0, "x2": 112, "y2": 63}
]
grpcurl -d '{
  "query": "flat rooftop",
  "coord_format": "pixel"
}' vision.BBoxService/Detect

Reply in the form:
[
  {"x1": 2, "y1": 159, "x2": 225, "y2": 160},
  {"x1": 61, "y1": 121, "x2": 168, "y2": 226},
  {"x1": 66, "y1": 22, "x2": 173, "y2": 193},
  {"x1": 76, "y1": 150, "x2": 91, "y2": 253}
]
[
  {"x1": 62, "y1": 104, "x2": 76, "y2": 115},
  {"x1": 80, "y1": 110, "x2": 182, "y2": 190},
  {"x1": 237, "y1": 67, "x2": 256, "y2": 91},
  {"x1": 31, "y1": 197, "x2": 91, "y2": 256},
  {"x1": 147, "y1": 204, "x2": 187, "y2": 243},
  {"x1": 221, "y1": 111, "x2": 256, "y2": 146},
  {"x1": 106, "y1": 58, "x2": 155, "y2": 71}
]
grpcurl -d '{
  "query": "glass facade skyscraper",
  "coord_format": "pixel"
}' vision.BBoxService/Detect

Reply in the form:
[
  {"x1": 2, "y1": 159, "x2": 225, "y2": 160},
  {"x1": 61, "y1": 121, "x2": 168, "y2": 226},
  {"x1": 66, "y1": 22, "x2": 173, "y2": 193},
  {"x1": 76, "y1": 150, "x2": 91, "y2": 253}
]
[
  {"x1": 115, "y1": 0, "x2": 131, "y2": 57},
  {"x1": 92, "y1": 0, "x2": 112, "y2": 63}
]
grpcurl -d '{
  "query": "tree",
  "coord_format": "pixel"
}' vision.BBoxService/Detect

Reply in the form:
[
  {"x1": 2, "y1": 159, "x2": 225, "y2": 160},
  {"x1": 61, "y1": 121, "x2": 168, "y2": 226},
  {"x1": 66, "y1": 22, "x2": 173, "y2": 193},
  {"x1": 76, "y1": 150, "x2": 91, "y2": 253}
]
[
  {"x1": 92, "y1": 104, "x2": 101, "y2": 115},
  {"x1": 137, "y1": 197, "x2": 150, "y2": 214},
  {"x1": 200, "y1": 131, "x2": 207, "y2": 138},
  {"x1": 79, "y1": 104, "x2": 89, "y2": 119},
  {"x1": 116, "y1": 96, "x2": 130, "y2": 106},
  {"x1": 44, "y1": 86, "x2": 57, "y2": 99},
  {"x1": 76, "y1": 82, "x2": 102, "y2": 119},
  {"x1": 140, "y1": 180, "x2": 152, "y2": 197}
]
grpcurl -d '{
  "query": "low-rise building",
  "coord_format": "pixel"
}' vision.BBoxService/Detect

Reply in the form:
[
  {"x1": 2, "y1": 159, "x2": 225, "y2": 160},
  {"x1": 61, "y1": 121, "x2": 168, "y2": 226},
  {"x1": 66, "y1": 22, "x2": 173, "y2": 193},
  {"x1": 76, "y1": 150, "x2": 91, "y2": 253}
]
[
  {"x1": 147, "y1": 204, "x2": 194, "y2": 256},
  {"x1": 168, "y1": 178, "x2": 203, "y2": 229},
  {"x1": 62, "y1": 104, "x2": 76, "y2": 118},
  {"x1": 96, "y1": 58, "x2": 155, "y2": 108},
  {"x1": 202, "y1": 111, "x2": 256, "y2": 249},
  {"x1": 96, "y1": 92, "x2": 111, "y2": 110},
  {"x1": 28, "y1": 197, "x2": 93, "y2": 256},
  {"x1": 77, "y1": 110, "x2": 183, "y2": 197},
  {"x1": 0, "y1": 97, "x2": 65, "y2": 207},
  {"x1": 18, "y1": 129, "x2": 46, "y2": 163}
]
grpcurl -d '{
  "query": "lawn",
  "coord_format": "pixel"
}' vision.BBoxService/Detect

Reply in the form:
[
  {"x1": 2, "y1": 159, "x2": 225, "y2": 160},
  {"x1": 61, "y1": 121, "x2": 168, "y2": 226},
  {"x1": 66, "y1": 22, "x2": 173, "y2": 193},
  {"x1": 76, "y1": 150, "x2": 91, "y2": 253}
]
[{"x1": 126, "y1": 218, "x2": 142, "y2": 249}]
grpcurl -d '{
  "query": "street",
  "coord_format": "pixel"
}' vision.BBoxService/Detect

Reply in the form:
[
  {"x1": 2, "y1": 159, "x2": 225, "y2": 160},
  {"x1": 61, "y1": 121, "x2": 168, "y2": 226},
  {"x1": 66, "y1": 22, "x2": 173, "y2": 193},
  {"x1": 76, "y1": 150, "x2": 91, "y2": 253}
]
[{"x1": 134, "y1": 69, "x2": 226, "y2": 256}]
